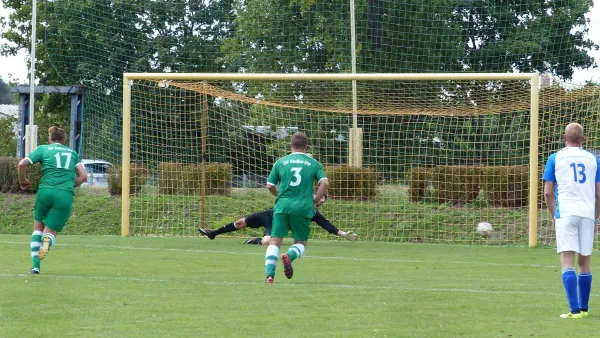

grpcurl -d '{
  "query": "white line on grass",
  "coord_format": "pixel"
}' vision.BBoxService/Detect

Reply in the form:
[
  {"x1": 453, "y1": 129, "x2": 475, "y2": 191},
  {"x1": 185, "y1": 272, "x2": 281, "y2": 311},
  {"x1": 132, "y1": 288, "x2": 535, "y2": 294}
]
[
  {"x1": 393, "y1": 286, "x2": 600, "y2": 298},
  {"x1": 0, "y1": 273, "x2": 590, "y2": 298},
  {"x1": 0, "y1": 240, "x2": 557, "y2": 268},
  {"x1": 0, "y1": 273, "x2": 389, "y2": 289},
  {"x1": 0, "y1": 273, "x2": 171, "y2": 282}
]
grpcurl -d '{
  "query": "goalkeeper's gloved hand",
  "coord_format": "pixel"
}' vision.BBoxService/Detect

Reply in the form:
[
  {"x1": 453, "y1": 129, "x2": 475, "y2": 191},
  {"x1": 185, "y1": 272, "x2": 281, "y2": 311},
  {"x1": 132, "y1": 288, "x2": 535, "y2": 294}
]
[{"x1": 340, "y1": 231, "x2": 358, "y2": 241}]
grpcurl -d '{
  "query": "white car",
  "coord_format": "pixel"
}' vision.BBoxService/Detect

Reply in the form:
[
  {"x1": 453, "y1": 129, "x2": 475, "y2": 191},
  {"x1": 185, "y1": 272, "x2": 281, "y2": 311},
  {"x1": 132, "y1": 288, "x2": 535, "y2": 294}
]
[{"x1": 80, "y1": 159, "x2": 114, "y2": 188}]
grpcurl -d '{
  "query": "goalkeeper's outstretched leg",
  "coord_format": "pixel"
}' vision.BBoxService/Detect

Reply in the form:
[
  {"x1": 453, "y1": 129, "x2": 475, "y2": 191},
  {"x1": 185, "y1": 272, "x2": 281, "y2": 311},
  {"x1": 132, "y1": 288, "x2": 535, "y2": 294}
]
[
  {"x1": 198, "y1": 209, "x2": 273, "y2": 240},
  {"x1": 198, "y1": 208, "x2": 358, "y2": 244}
]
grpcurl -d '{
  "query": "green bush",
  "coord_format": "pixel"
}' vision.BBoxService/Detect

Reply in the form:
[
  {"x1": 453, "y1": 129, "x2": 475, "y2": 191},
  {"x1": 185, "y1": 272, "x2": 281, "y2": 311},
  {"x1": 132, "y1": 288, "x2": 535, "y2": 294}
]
[
  {"x1": 480, "y1": 165, "x2": 529, "y2": 207},
  {"x1": 408, "y1": 167, "x2": 429, "y2": 202},
  {"x1": 0, "y1": 157, "x2": 41, "y2": 193},
  {"x1": 158, "y1": 162, "x2": 232, "y2": 196},
  {"x1": 0, "y1": 118, "x2": 17, "y2": 157},
  {"x1": 204, "y1": 163, "x2": 233, "y2": 195},
  {"x1": 323, "y1": 165, "x2": 377, "y2": 200},
  {"x1": 107, "y1": 163, "x2": 149, "y2": 196},
  {"x1": 431, "y1": 166, "x2": 479, "y2": 204}
]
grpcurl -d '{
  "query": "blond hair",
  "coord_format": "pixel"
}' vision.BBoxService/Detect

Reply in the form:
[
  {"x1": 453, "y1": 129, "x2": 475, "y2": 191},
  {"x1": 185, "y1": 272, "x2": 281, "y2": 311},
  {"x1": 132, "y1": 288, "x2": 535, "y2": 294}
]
[
  {"x1": 48, "y1": 126, "x2": 67, "y2": 143},
  {"x1": 565, "y1": 123, "x2": 584, "y2": 143}
]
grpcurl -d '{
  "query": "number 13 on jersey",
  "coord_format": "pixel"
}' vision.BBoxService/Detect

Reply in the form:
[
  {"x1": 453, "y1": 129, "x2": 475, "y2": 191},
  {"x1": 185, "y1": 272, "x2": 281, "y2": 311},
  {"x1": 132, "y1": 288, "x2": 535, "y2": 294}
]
[{"x1": 569, "y1": 162, "x2": 586, "y2": 183}]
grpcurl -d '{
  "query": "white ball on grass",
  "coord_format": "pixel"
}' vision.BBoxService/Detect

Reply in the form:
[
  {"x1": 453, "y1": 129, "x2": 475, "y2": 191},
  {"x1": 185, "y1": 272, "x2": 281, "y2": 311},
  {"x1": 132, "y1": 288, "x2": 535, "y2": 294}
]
[{"x1": 477, "y1": 222, "x2": 493, "y2": 238}]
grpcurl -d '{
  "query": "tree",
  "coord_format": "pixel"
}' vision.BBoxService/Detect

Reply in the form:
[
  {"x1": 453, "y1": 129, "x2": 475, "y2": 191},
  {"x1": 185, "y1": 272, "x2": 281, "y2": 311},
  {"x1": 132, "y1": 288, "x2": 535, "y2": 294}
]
[
  {"x1": 219, "y1": 0, "x2": 352, "y2": 74},
  {"x1": 1, "y1": 0, "x2": 235, "y2": 162},
  {"x1": 221, "y1": 0, "x2": 597, "y2": 79},
  {"x1": 0, "y1": 78, "x2": 14, "y2": 104},
  {"x1": 0, "y1": 78, "x2": 17, "y2": 156},
  {"x1": 2, "y1": 0, "x2": 598, "y2": 169},
  {"x1": 447, "y1": 0, "x2": 597, "y2": 79},
  {"x1": 217, "y1": 0, "x2": 598, "y2": 173}
]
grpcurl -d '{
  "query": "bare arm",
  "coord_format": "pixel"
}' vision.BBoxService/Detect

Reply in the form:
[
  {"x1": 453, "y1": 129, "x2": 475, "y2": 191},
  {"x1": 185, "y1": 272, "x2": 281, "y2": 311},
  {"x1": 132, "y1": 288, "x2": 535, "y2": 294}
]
[
  {"x1": 17, "y1": 158, "x2": 31, "y2": 189},
  {"x1": 314, "y1": 179, "x2": 328, "y2": 207},
  {"x1": 266, "y1": 183, "x2": 278, "y2": 197},
  {"x1": 544, "y1": 181, "x2": 556, "y2": 218},
  {"x1": 595, "y1": 182, "x2": 600, "y2": 236},
  {"x1": 74, "y1": 163, "x2": 88, "y2": 187}
]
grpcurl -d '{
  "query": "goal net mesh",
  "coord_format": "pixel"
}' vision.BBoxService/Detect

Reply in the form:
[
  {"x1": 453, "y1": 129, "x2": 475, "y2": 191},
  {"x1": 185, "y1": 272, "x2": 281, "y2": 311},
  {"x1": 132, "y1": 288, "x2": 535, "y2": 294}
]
[
  {"x1": 126, "y1": 77, "x2": 599, "y2": 243},
  {"x1": 3, "y1": 0, "x2": 596, "y2": 245}
]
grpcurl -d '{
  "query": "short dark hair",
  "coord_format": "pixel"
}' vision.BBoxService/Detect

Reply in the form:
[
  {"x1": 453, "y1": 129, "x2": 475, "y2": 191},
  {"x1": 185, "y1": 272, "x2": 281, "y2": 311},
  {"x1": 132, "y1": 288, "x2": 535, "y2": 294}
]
[
  {"x1": 290, "y1": 132, "x2": 308, "y2": 149},
  {"x1": 49, "y1": 126, "x2": 67, "y2": 143}
]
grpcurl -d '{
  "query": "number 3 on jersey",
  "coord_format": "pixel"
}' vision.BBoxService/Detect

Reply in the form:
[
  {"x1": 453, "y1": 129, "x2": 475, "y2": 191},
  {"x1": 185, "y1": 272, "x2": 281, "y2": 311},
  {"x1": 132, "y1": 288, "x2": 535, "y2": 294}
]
[
  {"x1": 54, "y1": 152, "x2": 72, "y2": 169},
  {"x1": 569, "y1": 162, "x2": 586, "y2": 183},
  {"x1": 290, "y1": 167, "x2": 302, "y2": 186}
]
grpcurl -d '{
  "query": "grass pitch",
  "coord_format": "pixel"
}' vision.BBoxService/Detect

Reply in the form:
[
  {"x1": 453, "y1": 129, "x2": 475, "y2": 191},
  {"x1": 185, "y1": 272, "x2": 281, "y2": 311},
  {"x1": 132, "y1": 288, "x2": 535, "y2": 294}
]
[{"x1": 0, "y1": 235, "x2": 595, "y2": 337}]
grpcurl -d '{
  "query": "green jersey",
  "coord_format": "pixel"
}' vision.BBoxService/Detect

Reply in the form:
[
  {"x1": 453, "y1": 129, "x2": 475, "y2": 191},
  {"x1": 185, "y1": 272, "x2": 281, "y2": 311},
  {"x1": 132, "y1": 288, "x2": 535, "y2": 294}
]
[
  {"x1": 26, "y1": 143, "x2": 81, "y2": 194},
  {"x1": 267, "y1": 152, "x2": 327, "y2": 218}
]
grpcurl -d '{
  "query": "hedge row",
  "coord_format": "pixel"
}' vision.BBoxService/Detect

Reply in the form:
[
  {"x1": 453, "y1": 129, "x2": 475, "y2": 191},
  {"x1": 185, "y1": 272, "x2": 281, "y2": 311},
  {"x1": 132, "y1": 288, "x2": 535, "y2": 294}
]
[
  {"x1": 0, "y1": 155, "x2": 537, "y2": 208},
  {"x1": 408, "y1": 167, "x2": 428, "y2": 202},
  {"x1": 107, "y1": 163, "x2": 150, "y2": 196},
  {"x1": 409, "y1": 165, "x2": 531, "y2": 207},
  {"x1": 149, "y1": 163, "x2": 378, "y2": 200},
  {"x1": 481, "y1": 165, "x2": 529, "y2": 207},
  {"x1": 323, "y1": 165, "x2": 378, "y2": 200},
  {"x1": 432, "y1": 166, "x2": 480, "y2": 204},
  {"x1": 104, "y1": 162, "x2": 380, "y2": 199},
  {"x1": 0, "y1": 157, "x2": 41, "y2": 193},
  {"x1": 105, "y1": 162, "x2": 233, "y2": 196},
  {"x1": 104, "y1": 163, "x2": 377, "y2": 199},
  {"x1": 157, "y1": 162, "x2": 232, "y2": 196}
]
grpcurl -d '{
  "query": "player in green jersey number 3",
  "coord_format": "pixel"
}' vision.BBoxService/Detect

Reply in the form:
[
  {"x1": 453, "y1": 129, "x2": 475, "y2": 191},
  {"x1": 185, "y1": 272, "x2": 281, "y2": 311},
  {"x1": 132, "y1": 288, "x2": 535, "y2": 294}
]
[
  {"x1": 18, "y1": 127, "x2": 88, "y2": 274},
  {"x1": 264, "y1": 132, "x2": 328, "y2": 284}
]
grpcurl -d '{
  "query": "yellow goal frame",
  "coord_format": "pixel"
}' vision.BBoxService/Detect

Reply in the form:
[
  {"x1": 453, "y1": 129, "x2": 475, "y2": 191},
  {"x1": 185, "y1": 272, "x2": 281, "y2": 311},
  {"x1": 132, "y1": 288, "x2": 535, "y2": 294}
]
[{"x1": 121, "y1": 72, "x2": 540, "y2": 247}]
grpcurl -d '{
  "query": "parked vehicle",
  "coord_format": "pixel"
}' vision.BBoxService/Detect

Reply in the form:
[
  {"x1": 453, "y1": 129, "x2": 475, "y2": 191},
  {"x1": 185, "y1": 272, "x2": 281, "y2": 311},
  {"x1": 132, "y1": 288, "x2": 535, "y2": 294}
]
[{"x1": 80, "y1": 159, "x2": 114, "y2": 188}]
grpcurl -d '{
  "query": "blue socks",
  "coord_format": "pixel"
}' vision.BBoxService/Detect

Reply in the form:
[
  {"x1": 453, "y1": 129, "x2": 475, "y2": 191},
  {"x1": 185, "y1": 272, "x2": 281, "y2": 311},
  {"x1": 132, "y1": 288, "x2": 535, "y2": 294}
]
[
  {"x1": 578, "y1": 272, "x2": 592, "y2": 312},
  {"x1": 562, "y1": 268, "x2": 579, "y2": 313}
]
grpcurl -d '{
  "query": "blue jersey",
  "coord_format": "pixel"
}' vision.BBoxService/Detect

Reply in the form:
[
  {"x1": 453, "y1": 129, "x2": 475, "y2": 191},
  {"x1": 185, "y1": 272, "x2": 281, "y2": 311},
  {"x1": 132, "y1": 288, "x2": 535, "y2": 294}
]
[{"x1": 543, "y1": 147, "x2": 600, "y2": 220}]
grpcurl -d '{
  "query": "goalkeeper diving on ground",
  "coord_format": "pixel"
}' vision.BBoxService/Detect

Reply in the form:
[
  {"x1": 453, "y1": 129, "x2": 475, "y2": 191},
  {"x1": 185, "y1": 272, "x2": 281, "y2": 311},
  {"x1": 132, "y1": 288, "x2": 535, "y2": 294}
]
[{"x1": 198, "y1": 196, "x2": 358, "y2": 245}]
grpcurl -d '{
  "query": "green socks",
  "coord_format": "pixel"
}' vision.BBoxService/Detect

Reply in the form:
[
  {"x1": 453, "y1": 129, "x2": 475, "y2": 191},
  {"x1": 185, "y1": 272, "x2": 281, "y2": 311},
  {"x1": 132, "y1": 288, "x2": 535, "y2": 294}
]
[
  {"x1": 265, "y1": 245, "x2": 279, "y2": 277},
  {"x1": 287, "y1": 243, "x2": 305, "y2": 262},
  {"x1": 30, "y1": 231, "x2": 43, "y2": 269}
]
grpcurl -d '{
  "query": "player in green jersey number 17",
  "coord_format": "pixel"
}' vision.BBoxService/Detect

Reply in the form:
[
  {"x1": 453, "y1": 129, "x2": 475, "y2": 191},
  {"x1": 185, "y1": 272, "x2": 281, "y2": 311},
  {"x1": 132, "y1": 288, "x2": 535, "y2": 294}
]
[
  {"x1": 17, "y1": 127, "x2": 88, "y2": 274},
  {"x1": 264, "y1": 132, "x2": 328, "y2": 284}
]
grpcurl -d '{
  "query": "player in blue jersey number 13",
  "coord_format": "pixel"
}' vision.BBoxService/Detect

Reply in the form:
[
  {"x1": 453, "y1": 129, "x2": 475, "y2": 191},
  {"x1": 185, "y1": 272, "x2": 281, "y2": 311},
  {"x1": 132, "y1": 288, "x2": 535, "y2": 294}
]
[
  {"x1": 264, "y1": 132, "x2": 328, "y2": 284},
  {"x1": 18, "y1": 127, "x2": 88, "y2": 274},
  {"x1": 543, "y1": 123, "x2": 600, "y2": 319}
]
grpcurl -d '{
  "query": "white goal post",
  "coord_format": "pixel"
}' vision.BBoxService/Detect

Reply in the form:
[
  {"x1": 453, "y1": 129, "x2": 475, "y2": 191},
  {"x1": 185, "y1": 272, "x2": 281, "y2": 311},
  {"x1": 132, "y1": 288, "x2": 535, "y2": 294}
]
[{"x1": 121, "y1": 72, "x2": 540, "y2": 246}]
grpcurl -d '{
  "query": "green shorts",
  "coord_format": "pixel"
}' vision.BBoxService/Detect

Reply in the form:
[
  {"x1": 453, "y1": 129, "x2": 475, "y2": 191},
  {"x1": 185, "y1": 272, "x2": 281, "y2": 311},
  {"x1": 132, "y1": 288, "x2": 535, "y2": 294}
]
[
  {"x1": 33, "y1": 188, "x2": 74, "y2": 232},
  {"x1": 271, "y1": 213, "x2": 311, "y2": 241}
]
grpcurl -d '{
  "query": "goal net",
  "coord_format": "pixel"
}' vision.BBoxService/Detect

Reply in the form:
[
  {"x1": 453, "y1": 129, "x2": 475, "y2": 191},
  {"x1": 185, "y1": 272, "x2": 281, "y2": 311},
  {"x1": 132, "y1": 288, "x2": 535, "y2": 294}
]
[
  {"x1": 121, "y1": 72, "x2": 599, "y2": 246},
  {"x1": 2, "y1": 0, "x2": 598, "y2": 247}
]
